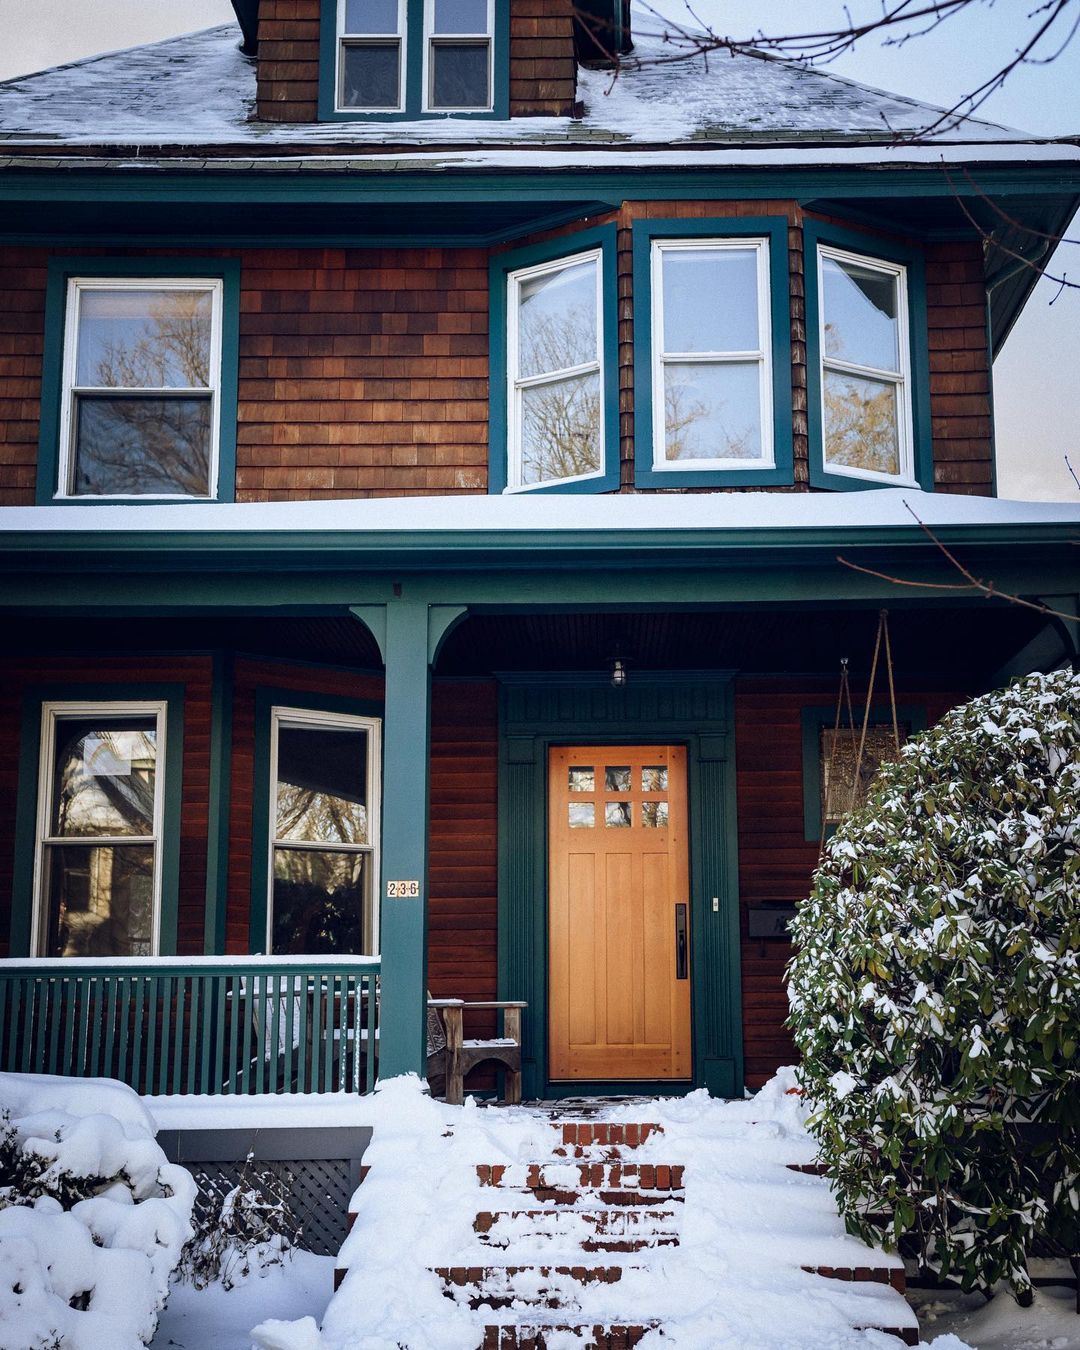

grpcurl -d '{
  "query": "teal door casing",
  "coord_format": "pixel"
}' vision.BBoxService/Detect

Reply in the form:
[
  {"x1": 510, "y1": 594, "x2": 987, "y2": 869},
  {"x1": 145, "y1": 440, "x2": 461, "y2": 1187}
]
[{"x1": 497, "y1": 672, "x2": 743, "y2": 1100}]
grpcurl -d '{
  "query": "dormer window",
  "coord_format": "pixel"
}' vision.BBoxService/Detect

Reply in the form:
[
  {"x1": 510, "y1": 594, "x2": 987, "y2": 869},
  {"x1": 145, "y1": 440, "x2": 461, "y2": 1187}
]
[{"x1": 326, "y1": 0, "x2": 506, "y2": 119}]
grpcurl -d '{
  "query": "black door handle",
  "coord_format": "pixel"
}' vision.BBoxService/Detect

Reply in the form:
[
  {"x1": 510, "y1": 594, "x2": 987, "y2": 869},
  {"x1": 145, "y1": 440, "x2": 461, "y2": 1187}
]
[{"x1": 675, "y1": 903, "x2": 688, "y2": 980}]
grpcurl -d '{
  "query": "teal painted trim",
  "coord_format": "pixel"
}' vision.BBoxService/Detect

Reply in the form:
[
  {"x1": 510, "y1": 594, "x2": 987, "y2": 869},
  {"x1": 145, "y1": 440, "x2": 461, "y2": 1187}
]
[
  {"x1": 803, "y1": 220, "x2": 933, "y2": 493},
  {"x1": 985, "y1": 293, "x2": 999, "y2": 498},
  {"x1": 9, "y1": 682, "x2": 186, "y2": 957},
  {"x1": 36, "y1": 256, "x2": 240, "y2": 506},
  {"x1": 800, "y1": 701, "x2": 928, "y2": 842},
  {"x1": 319, "y1": 0, "x2": 509, "y2": 122},
  {"x1": 488, "y1": 224, "x2": 620, "y2": 496},
  {"x1": 631, "y1": 216, "x2": 795, "y2": 489},
  {"x1": 249, "y1": 687, "x2": 384, "y2": 955},
  {"x1": 203, "y1": 652, "x2": 234, "y2": 955},
  {"x1": 498, "y1": 675, "x2": 743, "y2": 1099}
]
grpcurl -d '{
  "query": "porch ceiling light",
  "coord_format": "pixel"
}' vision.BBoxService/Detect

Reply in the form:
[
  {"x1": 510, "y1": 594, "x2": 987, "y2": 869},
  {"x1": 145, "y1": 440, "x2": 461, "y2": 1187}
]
[{"x1": 610, "y1": 656, "x2": 628, "y2": 688}]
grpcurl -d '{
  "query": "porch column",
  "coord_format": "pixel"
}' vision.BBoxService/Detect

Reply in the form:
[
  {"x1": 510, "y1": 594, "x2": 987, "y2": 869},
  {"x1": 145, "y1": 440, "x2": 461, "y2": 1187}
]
[{"x1": 376, "y1": 599, "x2": 432, "y2": 1080}]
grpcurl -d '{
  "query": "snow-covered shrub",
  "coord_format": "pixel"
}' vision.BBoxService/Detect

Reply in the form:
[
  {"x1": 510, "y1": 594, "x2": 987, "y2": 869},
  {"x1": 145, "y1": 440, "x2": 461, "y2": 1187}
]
[
  {"x1": 0, "y1": 1072, "x2": 195, "y2": 1349},
  {"x1": 177, "y1": 1155, "x2": 294, "y2": 1291},
  {"x1": 788, "y1": 668, "x2": 1080, "y2": 1300}
]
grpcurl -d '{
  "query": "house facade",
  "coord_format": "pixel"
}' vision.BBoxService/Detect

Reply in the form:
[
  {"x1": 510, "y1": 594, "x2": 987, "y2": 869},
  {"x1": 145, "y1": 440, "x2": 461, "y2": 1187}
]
[{"x1": 0, "y1": 0, "x2": 1077, "y2": 1101}]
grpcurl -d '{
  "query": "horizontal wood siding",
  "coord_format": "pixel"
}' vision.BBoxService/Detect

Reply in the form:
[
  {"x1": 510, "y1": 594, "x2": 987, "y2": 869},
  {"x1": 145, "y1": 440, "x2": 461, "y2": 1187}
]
[
  {"x1": 428, "y1": 680, "x2": 500, "y2": 1055},
  {"x1": 0, "y1": 656, "x2": 213, "y2": 957},
  {"x1": 510, "y1": 0, "x2": 577, "y2": 116},
  {"x1": 227, "y1": 658, "x2": 384, "y2": 953},
  {"x1": 256, "y1": 0, "x2": 321, "y2": 123},
  {"x1": 734, "y1": 677, "x2": 971, "y2": 1088}
]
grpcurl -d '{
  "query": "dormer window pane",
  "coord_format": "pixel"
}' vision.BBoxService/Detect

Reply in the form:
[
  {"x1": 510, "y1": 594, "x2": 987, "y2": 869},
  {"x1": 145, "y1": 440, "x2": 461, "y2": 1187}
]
[
  {"x1": 426, "y1": 0, "x2": 492, "y2": 110},
  {"x1": 651, "y1": 238, "x2": 774, "y2": 472},
  {"x1": 434, "y1": 0, "x2": 488, "y2": 32},
  {"x1": 344, "y1": 0, "x2": 399, "y2": 33},
  {"x1": 342, "y1": 44, "x2": 401, "y2": 108}
]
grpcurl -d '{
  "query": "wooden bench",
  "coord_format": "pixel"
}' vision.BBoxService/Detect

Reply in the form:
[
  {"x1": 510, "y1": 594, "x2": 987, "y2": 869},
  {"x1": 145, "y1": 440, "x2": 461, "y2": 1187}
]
[{"x1": 426, "y1": 999, "x2": 527, "y2": 1106}]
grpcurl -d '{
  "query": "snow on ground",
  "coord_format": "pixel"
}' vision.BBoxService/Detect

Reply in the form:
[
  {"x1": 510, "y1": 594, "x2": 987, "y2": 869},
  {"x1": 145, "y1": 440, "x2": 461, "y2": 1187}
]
[
  {"x1": 916, "y1": 1286, "x2": 1080, "y2": 1350},
  {"x1": 251, "y1": 1070, "x2": 925, "y2": 1350},
  {"x1": 151, "y1": 1249, "x2": 335, "y2": 1350},
  {"x1": 0, "y1": 1072, "x2": 196, "y2": 1350}
]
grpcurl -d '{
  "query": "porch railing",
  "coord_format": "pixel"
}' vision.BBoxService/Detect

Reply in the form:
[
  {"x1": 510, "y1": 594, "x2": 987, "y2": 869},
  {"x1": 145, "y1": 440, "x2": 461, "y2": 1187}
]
[{"x1": 0, "y1": 956, "x2": 380, "y2": 1096}]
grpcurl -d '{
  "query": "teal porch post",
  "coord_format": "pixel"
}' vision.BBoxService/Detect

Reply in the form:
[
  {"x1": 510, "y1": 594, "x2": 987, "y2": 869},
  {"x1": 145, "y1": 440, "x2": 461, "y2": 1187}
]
[{"x1": 375, "y1": 599, "x2": 432, "y2": 1080}]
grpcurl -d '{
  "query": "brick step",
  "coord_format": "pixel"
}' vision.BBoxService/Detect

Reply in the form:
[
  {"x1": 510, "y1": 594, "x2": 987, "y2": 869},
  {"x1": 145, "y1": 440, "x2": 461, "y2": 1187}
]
[
  {"x1": 476, "y1": 1162, "x2": 685, "y2": 1207},
  {"x1": 479, "y1": 1323, "x2": 656, "y2": 1348},
  {"x1": 841, "y1": 1280, "x2": 921, "y2": 1345},
  {"x1": 475, "y1": 1208, "x2": 680, "y2": 1253},
  {"x1": 555, "y1": 1123, "x2": 663, "y2": 1149},
  {"x1": 436, "y1": 1263, "x2": 633, "y2": 1310},
  {"x1": 808, "y1": 1263, "x2": 906, "y2": 1293}
]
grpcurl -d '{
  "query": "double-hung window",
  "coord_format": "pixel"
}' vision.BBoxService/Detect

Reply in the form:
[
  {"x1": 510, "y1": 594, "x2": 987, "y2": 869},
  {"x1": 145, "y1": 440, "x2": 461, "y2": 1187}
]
[
  {"x1": 818, "y1": 245, "x2": 915, "y2": 484},
  {"x1": 336, "y1": 0, "x2": 406, "y2": 111},
  {"x1": 59, "y1": 278, "x2": 224, "y2": 499},
  {"x1": 507, "y1": 250, "x2": 605, "y2": 491},
  {"x1": 424, "y1": 0, "x2": 494, "y2": 111},
  {"x1": 34, "y1": 702, "x2": 166, "y2": 957},
  {"x1": 267, "y1": 708, "x2": 381, "y2": 956},
  {"x1": 650, "y1": 238, "x2": 774, "y2": 471}
]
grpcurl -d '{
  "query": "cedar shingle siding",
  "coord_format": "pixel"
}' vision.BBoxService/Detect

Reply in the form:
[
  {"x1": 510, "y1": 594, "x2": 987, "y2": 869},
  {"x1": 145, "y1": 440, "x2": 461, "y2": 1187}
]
[
  {"x1": 509, "y1": 0, "x2": 577, "y2": 117},
  {"x1": 256, "y1": 0, "x2": 321, "y2": 123}
]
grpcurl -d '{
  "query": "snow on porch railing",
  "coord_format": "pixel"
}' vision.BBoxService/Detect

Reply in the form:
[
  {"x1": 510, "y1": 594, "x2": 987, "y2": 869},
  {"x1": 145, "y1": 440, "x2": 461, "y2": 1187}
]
[{"x1": 0, "y1": 956, "x2": 380, "y2": 1096}]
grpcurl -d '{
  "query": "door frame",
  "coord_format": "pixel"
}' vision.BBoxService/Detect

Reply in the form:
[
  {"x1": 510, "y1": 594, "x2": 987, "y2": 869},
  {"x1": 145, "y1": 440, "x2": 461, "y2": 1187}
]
[{"x1": 497, "y1": 671, "x2": 742, "y2": 1100}]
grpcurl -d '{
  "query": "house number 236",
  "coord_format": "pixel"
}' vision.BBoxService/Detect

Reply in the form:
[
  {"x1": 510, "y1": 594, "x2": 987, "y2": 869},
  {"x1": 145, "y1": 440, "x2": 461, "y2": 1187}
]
[{"x1": 386, "y1": 880, "x2": 421, "y2": 898}]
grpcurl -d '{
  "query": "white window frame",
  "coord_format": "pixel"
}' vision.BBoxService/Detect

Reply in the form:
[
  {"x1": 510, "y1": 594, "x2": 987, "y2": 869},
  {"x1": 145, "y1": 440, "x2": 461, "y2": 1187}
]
[
  {"x1": 336, "y1": 0, "x2": 407, "y2": 113},
  {"x1": 650, "y1": 237, "x2": 774, "y2": 473},
  {"x1": 266, "y1": 706, "x2": 383, "y2": 957},
  {"x1": 31, "y1": 701, "x2": 168, "y2": 958},
  {"x1": 817, "y1": 244, "x2": 916, "y2": 486},
  {"x1": 422, "y1": 0, "x2": 495, "y2": 113},
  {"x1": 57, "y1": 277, "x2": 224, "y2": 501},
  {"x1": 506, "y1": 248, "x2": 606, "y2": 493}
]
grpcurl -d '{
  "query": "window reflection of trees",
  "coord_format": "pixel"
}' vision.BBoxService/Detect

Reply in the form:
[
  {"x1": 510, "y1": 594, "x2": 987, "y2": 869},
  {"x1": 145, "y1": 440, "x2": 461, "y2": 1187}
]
[{"x1": 518, "y1": 296, "x2": 602, "y2": 483}]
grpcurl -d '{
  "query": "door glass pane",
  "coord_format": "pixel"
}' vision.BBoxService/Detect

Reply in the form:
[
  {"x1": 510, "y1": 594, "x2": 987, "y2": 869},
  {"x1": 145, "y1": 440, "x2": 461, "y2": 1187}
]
[
  {"x1": 663, "y1": 361, "x2": 762, "y2": 461},
  {"x1": 431, "y1": 43, "x2": 489, "y2": 107},
  {"x1": 568, "y1": 767, "x2": 594, "y2": 792},
  {"x1": 661, "y1": 248, "x2": 759, "y2": 353},
  {"x1": 822, "y1": 255, "x2": 899, "y2": 372},
  {"x1": 520, "y1": 370, "x2": 602, "y2": 484},
  {"x1": 43, "y1": 843, "x2": 154, "y2": 957},
  {"x1": 641, "y1": 801, "x2": 669, "y2": 829},
  {"x1": 342, "y1": 43, "x2": 400, "y2": 107},
  {"x1": 76, "y1": 288, "x2": 213, "y2": 389},
  {"x1": 344, "y1": 0, "x2": 399, "y2": 33},
  {"x1": 568, "y1": 802, "x2": 595, "y2": 828},
  {"x1": 72, "y1": 394, "x2": 211, "y2": 497},
  {"x1": 434, "y1": 0, "x2": 488, "y2": 31},
  {"x1": 275, "y1": 723, "x2": 369, "y2": 845},
  {"x1": 605, "y1": 801, "x2": 631, "y2": 828},
  {"x1": 272, "y1": 849, "x2": 367, "y2": 954},
  {"x1": 604, "y1": 766, "x2": 631, "y2": 792},
  {"x1": 641, "y1": 766, "x2": 668, "y2": 792},
  {"x1": 51, "y1": 719, "x2": 157, "y2": 838},
  {"x1": 823, "y1": 369, "x2": 900, "y2": 476},
  {"x1": 518, "y1": 259, "x2": 597, "y2": 380}
]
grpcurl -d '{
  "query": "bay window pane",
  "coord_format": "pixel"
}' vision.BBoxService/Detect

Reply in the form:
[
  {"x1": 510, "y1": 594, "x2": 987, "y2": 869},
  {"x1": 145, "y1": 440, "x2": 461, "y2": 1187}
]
[
  {"x1": 342, "y1": 43, "x2": 400, "y2": 107},
  {"x1": 275, "y1": 723, "x2": 369, "y2": 846},
  {"x1": 823, "y1": 368, "x2": 900, "y2": 475},
  {"x1": 822, "y1": 255, "x2": 899, "y2": 372},
  {"x1": 663, "y1": 361, "x2": 762, "y2": 461},
  {"x1": 76, "y1": 288, "x2": 213, "y2": 390},
  {"x1": 72, "y1": 394, "x2": 211, "y2": 496},
  {"x1": 434, "y1": 0, "x2": 488, "y2": 32},
  {"x1": 661, "y1": 248, "x2": 759, "y2": 354},
  {"x1": 344, "y1": 0, "x2": 399, "y2": 33},
  {"x1": 52, "y1": 719, "x2": 157, "y2": 838},
  {"x1": 521, "y1": 370, "x2": 602, "y2": 484},
  {"x1": 518, "y1": 259, "x2": 597, "y2": 379},
  {"x1": 43, "y1": 843, "x2": 155, "y2": 957},
  {"x1": 272, "y1": 849, "x2": 367, "y2": 955},
  {"x1": 430, "y1": 42, "x2": 489, "y2": 108}
]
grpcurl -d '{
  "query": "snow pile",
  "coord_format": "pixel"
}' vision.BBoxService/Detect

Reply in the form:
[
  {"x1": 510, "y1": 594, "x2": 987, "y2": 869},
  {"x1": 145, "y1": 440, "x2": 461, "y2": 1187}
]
[
  {"x1": 0, "y1": 1072, "x2": 196, "y2": 1350},
  {"x1": 253, "y1": 1070, "x2": 933, "y2": 1350}
]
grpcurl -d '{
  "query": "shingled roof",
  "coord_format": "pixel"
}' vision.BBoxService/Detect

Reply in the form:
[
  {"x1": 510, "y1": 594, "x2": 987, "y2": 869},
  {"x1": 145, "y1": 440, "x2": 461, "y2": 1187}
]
[{"x1": 0, "y1": 19, "x2": 1058, "y2": 155}]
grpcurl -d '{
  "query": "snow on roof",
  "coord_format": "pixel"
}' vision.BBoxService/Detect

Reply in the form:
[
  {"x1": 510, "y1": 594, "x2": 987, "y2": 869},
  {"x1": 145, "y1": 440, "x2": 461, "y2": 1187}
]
[
  {"x1": 1, "y1": 489, "x2": 1077, "y2": 539},
  {"x1": 0, "y1": 22, "x2": 1060, "y2": 154}
]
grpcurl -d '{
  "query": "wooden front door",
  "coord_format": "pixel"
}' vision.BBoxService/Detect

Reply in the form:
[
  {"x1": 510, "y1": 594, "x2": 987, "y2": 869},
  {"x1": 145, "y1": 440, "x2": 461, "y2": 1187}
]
[{"x1": 548, "y1": 745, "x2": 692, "y2": 1081}]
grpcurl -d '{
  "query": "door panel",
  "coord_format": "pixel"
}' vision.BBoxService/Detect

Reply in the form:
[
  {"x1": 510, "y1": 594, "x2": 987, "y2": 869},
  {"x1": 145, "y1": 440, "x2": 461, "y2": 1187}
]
[{"x1": 548, "y1": 745, "x2": 691, "y2": 1081}]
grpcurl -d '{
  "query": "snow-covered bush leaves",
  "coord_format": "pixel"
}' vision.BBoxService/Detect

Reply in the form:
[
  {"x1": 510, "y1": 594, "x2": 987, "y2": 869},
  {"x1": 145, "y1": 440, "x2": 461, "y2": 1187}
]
[
  {"x1": 177, "y1": 1155, "x2": 295, "y2": 1292},
  {"x1": 787, "y1": 668, "x2": 1080, "y2": 1300},
  {"x1": 0, "y1": 1073, "x2": 196, "y2": 1349}
]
